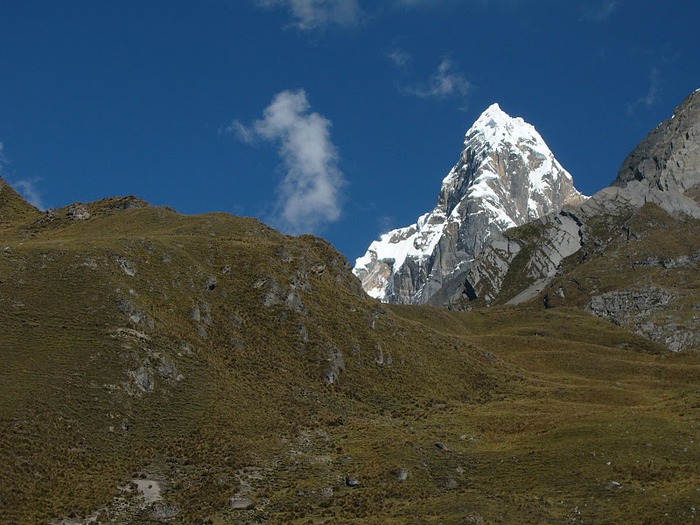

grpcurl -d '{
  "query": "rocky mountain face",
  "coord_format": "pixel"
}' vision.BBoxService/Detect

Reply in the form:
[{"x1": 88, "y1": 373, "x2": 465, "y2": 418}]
[
  {"x1": 614, "y1": 87, "x2": 700, "y2": 210},
  {"x1": 354, "y1": 104, "x2": 586, "y2": 304},
  {"x1": 442, "y1": 90, "x2": 700, "y2": 351}
]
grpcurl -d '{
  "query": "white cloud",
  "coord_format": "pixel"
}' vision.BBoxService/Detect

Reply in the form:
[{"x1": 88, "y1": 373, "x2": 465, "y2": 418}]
[
  {"x1": 402, "y1": 57, "x2": 471, "y2": 100},
  {"x1": 387, "y1": 48, "x2": 411, "y2": 68},
  {"x1": 0, "y1": 143, "x2": 44, "y2": 210},
  {"x1": 12, "y1": 178, "x2": 45, "y2": 210},
  {"x1": 256, "y1": 0, "x2": 363, "y2": 30},
  {"x1": 231, "y1": 89, "x2": 345, "y2": 234},
  {"x1": 627, "y1": 67, "x2": 660, "y2": 115}
]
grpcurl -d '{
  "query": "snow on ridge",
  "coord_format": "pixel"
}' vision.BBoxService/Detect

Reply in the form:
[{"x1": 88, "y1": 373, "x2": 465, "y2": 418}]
[
  {"x1": 356, "y1": 102, "x2": 570, "y2": 276},
  {"x1": 443, "y1": 103, "x2": 562, "y2": 191},
  {"x1": 354, "y1": 101, "x2": 585, "y2": 304},
  {"x1": 354, "y1": 209, "x2": 446, "y2": 275},
  {"x1": 468, "y1": 103, "x2": 541, "y2": 151}
]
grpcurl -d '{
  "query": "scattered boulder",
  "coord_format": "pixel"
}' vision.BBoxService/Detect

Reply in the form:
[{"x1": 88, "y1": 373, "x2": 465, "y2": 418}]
[
  {"x1": 323, "y1": 345, "x2": 345, "y2": 385},
  {"x1": 151, "y1": 502, "x2": 179, "y2": 520},
  {"x1": 259, "y1": 278, "x2": 285, "y2": 307},
  {"x1": 285, "y1": 290, "x2": 305, "y2": 313},
  {"x1": 299, "y1": 324, "x2": 309, "y2": 342},
  {"x1": 157, "y1": 356, "x2": 182, "y2": 382},
  {"x1": 230, "y1": 496, "x2": 254, "y2": 510},
  {"x1": 68, "y1": 204, "x2": 91, "y2": 220},
  {"x1": 132, "y1": 479, "x2": 161, "y2": 503},
  {"x1": 396, "y1": 468, "x2": 410, "y2": 482},
  {"x1": 345, "y1": 476, "x2": 360, "y2": 488},
  {"x1": 375, "y1": 345, "x2": 393, "y2": 366},
  {"x1": 132, "y1": 365, "x2": 154, "y2": 393},
  {"x1": 117, "y1": 298, "x2": 154, "y2": 328},
  {"x1": 116, "y1": 256, "x2": 136, "y2": 276},
  {"x1": 190, "y1": 303, "x2": 212, "y2": 325}
]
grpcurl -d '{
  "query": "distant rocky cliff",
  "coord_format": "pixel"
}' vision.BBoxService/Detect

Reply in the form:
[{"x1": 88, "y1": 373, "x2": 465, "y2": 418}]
[
  {"x1": 442, "y1": 89, "x2": 700, "y2": 351},
  {"x1": 354, "y1": 104, "x2": 585, "y2": 304}
]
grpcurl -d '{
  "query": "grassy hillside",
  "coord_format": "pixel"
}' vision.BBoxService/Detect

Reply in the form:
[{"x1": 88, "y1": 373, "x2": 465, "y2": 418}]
[
  {"x1": 0, "y1": 178, "x2": 41, "y2": 225},
  {"x1": 453, "y1": 203, "x2": 700, "y2": 352},
  {"x1": 0, "y1": 198, "x2": 698, "y2": 524},
  {"x1": 543, "y1": 203, "x2": 700, "y2": 351}
]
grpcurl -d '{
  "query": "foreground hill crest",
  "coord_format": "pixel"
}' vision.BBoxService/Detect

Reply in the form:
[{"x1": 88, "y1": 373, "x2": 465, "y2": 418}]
[{"x1": 354, "y1": 103, "x2": 585, "y2": 304}]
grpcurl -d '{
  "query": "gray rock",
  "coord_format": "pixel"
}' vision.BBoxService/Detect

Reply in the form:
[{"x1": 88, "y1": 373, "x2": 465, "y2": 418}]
[
  {"x1": 587, "y1": 288, "x2": 672, "y2": 322},
  {"x1": 199, "y1": 303, "x2": 212, "y2": 325},
  {"x1": 133, "y1": 365, "x2": 154, "y2": 393},
  {"x1": 116, "y1": 256, "x2": 136, "y2": 277},
  {"x1": 396, "y1": 468, "x2": 410, "y2": 482},
  {"x1": 117, "y1": 298, "x2": 154, "y2": 328},
  {"x1": 374, "y1": 345, "x2": 393, "y2": 366},
  {"x1": 178, "y1": 341, "x2": 194, "y2": 357},
  {"x1": 260, "y1": 278, "x2": 285, "y2": 307},
  {"x1": 345, "y1": 476, "x2": 360, "y2": 487},
  {"x1": 157, "y1": 356, "x2": 181, "y2": 382},
  {"x1": 615, "y1": 89, "x2": 700, "y2": 218},
  {"x1": 323, "y1": 345, "x2": 345, "y2": 384},
  {"x1": 285, "y1": 290, "x2": 305, "y2": 313},
  {"x1": 151, "y1": 502, "x2": 179, "y2": 520},
  {"x1": 190, "y1": 306, "x2": 200, "y2": 322},
  {"x1": 447, "y1": 210, "x2": 584, "y2": 308},
  {"x1": 585, "y1": 288, "x2": 700, "y2": 351},
  {"x1": 230, "y1": 314, "x2": 243, "y2": 329},
  {"x1": 230, "y1": 496, "x2": 254, "y2": 510},
  {"x1": 68, "y1": 204, "x2": 91, "y2": 220}
]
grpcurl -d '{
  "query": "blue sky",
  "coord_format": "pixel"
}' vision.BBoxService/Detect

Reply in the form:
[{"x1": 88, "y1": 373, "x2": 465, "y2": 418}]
[{"x1": 1, "y1": 1, "x2": 698, "y2": 261}]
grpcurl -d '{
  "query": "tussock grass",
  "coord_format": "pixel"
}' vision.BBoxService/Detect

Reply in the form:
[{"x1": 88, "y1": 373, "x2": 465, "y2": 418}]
[{"x1": 0, "y1": 200, "x2": 698, "y2": 524}]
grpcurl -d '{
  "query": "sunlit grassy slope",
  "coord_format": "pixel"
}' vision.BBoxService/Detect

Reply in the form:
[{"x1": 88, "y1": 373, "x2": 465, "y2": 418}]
[{"x1": 0, "y1": 193, "x2": 698, "y2": 524}]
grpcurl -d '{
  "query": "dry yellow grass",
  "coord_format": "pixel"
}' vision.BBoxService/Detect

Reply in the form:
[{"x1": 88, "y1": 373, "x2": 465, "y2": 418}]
[{"x1": 0, "y1": 196, "x2": 698, "y2": 524}]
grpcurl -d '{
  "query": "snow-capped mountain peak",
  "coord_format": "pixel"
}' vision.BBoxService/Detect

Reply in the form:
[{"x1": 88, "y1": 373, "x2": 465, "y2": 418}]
[
  {"x1": 354, "y1": 103, "x2": 586, "y2": 304},
  {"x1": 470, "y1": 103, "x2": 534, "y2": 145}
]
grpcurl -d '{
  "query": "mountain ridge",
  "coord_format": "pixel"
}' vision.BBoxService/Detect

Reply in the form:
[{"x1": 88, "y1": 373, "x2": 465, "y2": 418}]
[
  {"x1": 439, "y1": 90, "x2": 700, "y2": 351},
  {"x1": 354, "y1": 103, "x2": 585, "y2": 304}
]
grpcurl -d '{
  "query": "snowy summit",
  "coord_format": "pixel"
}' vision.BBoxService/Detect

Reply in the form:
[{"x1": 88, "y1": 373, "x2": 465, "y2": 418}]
[{"x1": 354, "y1": 103, "x2": 586, "y2": 304}]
